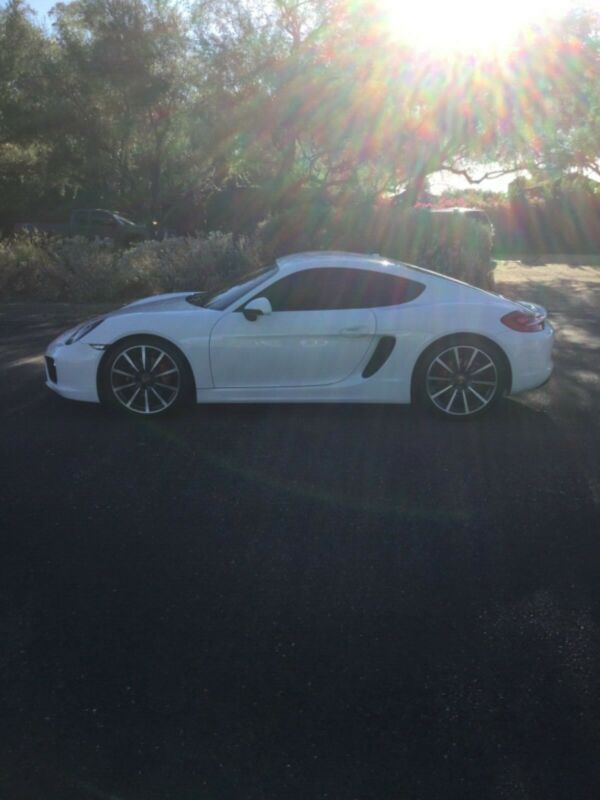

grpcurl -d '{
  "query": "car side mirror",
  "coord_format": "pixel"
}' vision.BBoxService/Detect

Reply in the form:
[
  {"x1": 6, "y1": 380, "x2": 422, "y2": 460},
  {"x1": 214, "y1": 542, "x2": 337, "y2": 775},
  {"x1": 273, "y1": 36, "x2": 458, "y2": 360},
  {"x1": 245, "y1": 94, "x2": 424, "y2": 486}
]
[{"x1": 243, "y1": 297, "x2": 272, "y2": 321}]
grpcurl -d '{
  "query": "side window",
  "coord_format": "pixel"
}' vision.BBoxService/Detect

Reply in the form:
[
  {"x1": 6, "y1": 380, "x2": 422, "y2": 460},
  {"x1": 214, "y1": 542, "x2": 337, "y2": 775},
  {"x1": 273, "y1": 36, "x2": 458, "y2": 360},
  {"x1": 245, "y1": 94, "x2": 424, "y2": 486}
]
[
  {"x1": 260, "y1": 269, "x2": 346, "y2": 311},
  {"x1": 255, "y1": 268, "x2": 424, "y2": 311},
  {"x1": 91, "y1": 212, "x2": 114, "y2": 226}
]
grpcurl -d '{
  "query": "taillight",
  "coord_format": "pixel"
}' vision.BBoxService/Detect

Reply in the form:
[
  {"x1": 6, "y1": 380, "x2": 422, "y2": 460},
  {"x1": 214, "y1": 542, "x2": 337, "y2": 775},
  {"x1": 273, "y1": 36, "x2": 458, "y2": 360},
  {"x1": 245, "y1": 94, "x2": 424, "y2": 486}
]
[{"x1": 501, "y1": 310, "x2": 545, "y2": 332}]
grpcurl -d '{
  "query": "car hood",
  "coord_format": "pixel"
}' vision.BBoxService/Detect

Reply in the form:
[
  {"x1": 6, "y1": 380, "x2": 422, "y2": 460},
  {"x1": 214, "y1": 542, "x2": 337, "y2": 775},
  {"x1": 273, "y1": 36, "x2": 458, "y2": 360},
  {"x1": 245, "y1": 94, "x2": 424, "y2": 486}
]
[{"x1": 109, "y1": 292, "x2": 199, "y2": 316}]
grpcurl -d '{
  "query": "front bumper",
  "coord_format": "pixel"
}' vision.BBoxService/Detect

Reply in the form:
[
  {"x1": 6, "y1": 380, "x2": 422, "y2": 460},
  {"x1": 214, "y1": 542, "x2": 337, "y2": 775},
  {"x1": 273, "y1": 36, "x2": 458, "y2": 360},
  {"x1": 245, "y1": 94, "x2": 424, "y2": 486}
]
[{"x1": 45, "y1": 334, "x2": 103, "y2": 403}]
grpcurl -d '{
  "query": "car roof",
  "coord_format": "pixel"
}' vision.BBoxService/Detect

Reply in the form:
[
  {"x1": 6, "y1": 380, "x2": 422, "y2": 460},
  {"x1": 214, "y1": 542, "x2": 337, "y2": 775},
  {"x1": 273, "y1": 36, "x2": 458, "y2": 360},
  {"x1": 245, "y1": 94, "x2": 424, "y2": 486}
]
[
  {"x1": 430, "y1": 207, "x2": 489, "y2": 216},
  {"x1": 276, "y1": 251, "x2": 398, "y2": 273}
]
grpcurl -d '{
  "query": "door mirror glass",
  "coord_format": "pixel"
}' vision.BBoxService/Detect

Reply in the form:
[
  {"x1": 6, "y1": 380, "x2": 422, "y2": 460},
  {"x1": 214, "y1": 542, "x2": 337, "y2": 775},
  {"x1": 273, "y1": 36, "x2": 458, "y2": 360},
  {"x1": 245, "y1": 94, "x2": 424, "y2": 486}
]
[{"x1": 243, "y1": 297, "x2": 272, "y2": 321}]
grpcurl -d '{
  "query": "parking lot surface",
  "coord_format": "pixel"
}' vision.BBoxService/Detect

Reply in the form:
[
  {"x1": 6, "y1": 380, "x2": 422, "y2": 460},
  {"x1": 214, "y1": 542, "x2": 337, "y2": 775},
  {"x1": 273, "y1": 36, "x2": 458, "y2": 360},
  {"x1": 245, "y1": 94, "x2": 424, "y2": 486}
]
[{"x1": 1, "y1": 298, "x2": 598, "y2": 800}]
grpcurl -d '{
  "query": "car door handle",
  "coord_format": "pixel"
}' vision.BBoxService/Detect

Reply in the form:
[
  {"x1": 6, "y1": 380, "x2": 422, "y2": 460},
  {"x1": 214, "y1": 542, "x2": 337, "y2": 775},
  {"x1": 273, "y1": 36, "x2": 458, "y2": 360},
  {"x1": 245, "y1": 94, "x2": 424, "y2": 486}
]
[{"x1": 340, "y1": 326, "x2": 370, "y2": 335}]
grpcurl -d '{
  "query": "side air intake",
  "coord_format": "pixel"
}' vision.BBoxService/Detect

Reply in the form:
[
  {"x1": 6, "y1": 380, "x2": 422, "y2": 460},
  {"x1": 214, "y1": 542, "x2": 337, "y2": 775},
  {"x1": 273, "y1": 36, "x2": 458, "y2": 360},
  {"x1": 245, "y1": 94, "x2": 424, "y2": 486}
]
[{"x1": 362, "y1": 336, "x2": 396, "y2": 378}]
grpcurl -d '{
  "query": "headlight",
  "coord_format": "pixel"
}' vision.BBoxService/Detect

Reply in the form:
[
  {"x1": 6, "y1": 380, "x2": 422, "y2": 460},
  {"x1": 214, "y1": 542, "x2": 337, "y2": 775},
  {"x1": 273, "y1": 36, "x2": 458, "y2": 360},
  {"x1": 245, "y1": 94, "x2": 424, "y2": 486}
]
[{"x1": 65, "y1": 318, "x2": 104, "y2": 344}]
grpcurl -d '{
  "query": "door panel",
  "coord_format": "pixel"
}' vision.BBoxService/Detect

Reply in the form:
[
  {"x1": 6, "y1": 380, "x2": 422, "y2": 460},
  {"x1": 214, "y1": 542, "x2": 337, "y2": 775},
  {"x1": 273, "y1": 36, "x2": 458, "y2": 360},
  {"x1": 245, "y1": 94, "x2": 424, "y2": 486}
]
[{"x1": 210, "y1": 309, "x2": 376, "y2": 388}]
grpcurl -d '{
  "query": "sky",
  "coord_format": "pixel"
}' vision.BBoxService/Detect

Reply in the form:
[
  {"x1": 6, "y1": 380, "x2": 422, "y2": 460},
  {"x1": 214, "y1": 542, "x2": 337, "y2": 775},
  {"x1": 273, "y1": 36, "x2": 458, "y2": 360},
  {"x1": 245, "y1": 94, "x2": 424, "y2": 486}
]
[{"x1": 27, "y1": 0, "x2": 55, "y2": 16}]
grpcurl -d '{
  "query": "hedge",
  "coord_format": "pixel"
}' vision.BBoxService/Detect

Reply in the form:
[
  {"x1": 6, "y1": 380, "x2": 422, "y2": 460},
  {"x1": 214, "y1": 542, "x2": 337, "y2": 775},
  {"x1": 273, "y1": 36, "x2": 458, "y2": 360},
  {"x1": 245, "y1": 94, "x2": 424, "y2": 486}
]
[
  {"x1": 0, "y1": 233, "x2": 263, "y2": 302},
  {"x1": 0, "y1": 210, "x2": 494, "y2": 303},
  {"x1": 488, "y1": 198, "x2": 600, "y2": 255},
  {"x1": 260, "y1": 205, "x2": 494, "y2": 289}
]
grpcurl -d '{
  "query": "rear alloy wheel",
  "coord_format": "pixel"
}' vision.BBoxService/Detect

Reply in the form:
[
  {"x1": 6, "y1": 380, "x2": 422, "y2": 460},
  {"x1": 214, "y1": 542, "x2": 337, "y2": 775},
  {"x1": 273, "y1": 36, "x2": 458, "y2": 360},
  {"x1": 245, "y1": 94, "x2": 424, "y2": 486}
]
[
  {"x1": 422, "y1": 342, "x2": 504, "y2": 419},
  {"x1": 103, "y1": 339, "x2": 188, "y2": 416}
]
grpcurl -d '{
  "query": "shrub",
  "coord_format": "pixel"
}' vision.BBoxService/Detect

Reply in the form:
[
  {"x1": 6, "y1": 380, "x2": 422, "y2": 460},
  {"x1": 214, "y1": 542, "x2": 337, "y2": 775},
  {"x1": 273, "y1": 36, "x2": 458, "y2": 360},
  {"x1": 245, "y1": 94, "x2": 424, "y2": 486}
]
[
  {"x1": 116, "y1": 234, "x2": 263, "y2": 299},
  {"x1": 381, "y1": 208, "x2": 494, "y2": 288},
  {"x1": 0, "y1": 212, "x2": 494, "y2": 302},
  {"x1": 0, "y1": 232, "x2": 264, "y2": 302},
  {"x1": 487, "y1": 195, "x2": 600, "y2": 256},
  {"x1": 0, "y1": 234, "x2": 70, "y2": 301},
  {"x1": 48, "y1": 237, "x2": 123, "y2": 302},
  {"x1": 260, "y1": 204, "x2": 494, "y2": 289}
]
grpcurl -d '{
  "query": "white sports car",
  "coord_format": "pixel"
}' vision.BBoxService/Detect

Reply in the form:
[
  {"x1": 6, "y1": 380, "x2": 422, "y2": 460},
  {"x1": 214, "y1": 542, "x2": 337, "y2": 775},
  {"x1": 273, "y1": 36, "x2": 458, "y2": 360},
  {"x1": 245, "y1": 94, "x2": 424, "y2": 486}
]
[{"x1": 45, "y1": 251, "x2": 554, "y2": 419}]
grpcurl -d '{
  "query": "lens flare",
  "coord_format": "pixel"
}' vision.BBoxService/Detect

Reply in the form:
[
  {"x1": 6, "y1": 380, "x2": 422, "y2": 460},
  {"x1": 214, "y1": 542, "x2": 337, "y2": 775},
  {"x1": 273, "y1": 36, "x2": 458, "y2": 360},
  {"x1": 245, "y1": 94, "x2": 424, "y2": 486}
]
[{"x1": 378, "y1": 0, "x2": 579, "y2": 55}]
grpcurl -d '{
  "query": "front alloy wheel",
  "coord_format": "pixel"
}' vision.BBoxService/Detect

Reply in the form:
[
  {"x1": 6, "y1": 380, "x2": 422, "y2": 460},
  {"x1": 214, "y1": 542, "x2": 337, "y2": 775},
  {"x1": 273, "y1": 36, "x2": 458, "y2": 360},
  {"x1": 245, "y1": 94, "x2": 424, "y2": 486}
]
[
  {"x1": 104, "y1": 340, "x2": 186, "y2": 416},
  {"x1": 423, "y1": 343, "x2": 503, "y2": 418}
]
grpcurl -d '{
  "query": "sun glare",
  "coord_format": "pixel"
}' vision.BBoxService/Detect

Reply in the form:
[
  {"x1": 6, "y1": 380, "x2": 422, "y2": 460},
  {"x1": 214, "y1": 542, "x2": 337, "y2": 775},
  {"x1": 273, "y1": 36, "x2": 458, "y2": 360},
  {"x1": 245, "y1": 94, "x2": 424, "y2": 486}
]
[{"x1": 379, "y1": 0, "x2": 581, "y2": 55}]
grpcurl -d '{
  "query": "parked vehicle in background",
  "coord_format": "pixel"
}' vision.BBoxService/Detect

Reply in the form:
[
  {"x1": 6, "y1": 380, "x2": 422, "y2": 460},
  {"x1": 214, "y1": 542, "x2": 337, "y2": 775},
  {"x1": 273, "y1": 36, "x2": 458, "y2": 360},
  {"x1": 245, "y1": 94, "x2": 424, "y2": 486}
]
[
  {"x1": 430, "y1": 206, "x2": 494, "y2": 235},
  {"x1": 15, "y1": 209, "x2": 151, "y2": 244}
]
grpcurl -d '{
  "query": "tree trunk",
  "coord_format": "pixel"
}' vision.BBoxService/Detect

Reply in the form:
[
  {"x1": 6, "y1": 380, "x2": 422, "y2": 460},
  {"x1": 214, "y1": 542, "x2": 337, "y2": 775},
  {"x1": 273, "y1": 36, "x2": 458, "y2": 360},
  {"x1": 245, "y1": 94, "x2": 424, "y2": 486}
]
[{"x1": 402, "y1": 172, "x2": 428, "y2": 207}]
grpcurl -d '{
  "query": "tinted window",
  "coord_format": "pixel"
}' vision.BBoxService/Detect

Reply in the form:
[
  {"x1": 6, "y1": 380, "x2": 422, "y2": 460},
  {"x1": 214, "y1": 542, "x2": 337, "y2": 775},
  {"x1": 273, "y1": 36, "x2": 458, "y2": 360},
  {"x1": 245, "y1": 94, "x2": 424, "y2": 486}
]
[
  {"x1": 255, "y1": 268, "x2": 424, "y2": 311},
  {"x1": 91, "y1": 212, "x2": 114, "y2": 225}
]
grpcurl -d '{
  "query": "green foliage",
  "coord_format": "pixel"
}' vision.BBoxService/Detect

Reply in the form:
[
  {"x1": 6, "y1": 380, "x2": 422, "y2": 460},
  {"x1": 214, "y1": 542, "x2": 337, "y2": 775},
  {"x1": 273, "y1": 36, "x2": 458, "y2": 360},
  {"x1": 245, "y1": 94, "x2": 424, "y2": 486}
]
[
  {"x1": 457, "y1": 174, "x2": 600, "y2": 255},
  {"x1": 0, "y1": 209, "x2": 494, "y2": 303},
  {"x1": 0, "y1": 232, "x2": 264, "y2": 301},
  {"x1": 385, "y1": 211, "x2": 494, "y2": 288},
  {"x1": 260, "y1": 205, "x2": 494, "y2": 288},
  {"x1": 116, "y1": 234, "x2": 264, "y2": 298},
  {"x1": 0, "y1": 234, "x2": 71, "y2": 300},
  {"x1": 1, "y1": 0, "x2": 599, "y2": 250}
]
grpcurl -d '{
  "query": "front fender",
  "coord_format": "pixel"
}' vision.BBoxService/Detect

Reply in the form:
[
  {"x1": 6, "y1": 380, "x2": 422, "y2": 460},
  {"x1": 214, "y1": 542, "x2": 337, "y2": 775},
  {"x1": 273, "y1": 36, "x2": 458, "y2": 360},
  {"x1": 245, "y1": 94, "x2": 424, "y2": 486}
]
[{"x1": 88, "y1": 310, "x2": 217, "y2": 389}]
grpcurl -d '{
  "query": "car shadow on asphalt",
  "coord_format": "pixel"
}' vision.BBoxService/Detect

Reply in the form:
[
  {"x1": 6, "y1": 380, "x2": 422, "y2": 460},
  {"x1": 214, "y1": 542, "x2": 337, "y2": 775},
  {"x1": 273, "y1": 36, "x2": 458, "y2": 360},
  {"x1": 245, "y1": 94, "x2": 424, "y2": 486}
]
[{"x1": 36, "y1": 392, "x2": 597, "y2": 545}]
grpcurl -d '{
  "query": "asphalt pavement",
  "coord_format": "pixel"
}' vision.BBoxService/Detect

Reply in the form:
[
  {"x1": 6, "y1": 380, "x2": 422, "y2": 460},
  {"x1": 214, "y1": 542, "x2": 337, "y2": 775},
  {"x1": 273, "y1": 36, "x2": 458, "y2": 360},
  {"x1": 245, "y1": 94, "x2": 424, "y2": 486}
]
[{"x1": 1, "y1": 302, "x2": 598, "y2": 800}]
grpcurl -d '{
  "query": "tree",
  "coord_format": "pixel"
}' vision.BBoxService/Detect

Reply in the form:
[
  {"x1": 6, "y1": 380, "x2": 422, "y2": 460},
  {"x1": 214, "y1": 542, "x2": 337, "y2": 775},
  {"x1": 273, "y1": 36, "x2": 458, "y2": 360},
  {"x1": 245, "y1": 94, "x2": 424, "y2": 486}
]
[
  {"x1": 0, "y1": 0, "x2": 58, "y2": 225},
  {"x1": 49, "y1": 0, "x2": 192, "y2": 216},
  {"x1": 1, "y1": 0, "x2": 599, "y2": 231}
]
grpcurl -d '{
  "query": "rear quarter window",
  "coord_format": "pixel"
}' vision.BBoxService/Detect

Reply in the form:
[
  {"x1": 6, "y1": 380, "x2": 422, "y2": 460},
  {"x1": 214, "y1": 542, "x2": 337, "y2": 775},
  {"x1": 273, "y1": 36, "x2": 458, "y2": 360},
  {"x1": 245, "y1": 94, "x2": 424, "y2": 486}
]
[{"x1": 357, "y1": 271, "x2": 425, "y2": 307}]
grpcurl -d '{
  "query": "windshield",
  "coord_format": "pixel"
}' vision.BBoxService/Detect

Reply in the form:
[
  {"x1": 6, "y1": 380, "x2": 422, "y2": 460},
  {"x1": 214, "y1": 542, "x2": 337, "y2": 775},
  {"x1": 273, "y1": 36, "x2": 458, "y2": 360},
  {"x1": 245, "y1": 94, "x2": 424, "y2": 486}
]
[
  {"x1": 187, "y1": 264, "x2": 277, "y2": 310},
  {"x1": 114, "y1": 213, "x2": 136, "y2": 225}
]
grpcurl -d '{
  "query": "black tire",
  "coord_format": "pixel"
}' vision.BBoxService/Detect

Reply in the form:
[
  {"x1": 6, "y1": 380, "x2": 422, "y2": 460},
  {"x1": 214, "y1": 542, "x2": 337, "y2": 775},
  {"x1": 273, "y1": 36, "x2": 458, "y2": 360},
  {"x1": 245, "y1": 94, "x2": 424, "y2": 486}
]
[
  {"x1": 99, "y1": 336, "x2": 194, "y2": 417},
  {"x1": 414, "y1": 335, "x2": 508, "y2": 420}
]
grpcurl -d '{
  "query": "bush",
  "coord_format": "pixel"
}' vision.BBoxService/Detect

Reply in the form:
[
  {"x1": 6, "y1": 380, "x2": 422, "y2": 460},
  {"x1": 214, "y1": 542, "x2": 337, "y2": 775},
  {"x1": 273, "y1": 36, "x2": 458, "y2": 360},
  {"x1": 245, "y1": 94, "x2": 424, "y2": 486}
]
[
  {"x1": 0, "y1": 232, "x2": 264, "y2": 302},
  {"x1": 0, "y1": 235, "x2": 76, "y2": 301},
  {"x1": 260, "y1": 204, "x2": 494, "y2": 289},
  {"x1": 487, "y1": 195, "x2": 600, "y2": 256},
  {"x1": 382, "y1": 208, "x2": 494, "y2": 289},
  {"x1": 0, "y1": 210, "x2": 494, "y2": 302},
  {"x1": 116, "y1": 234, "x2": 264, "y2": 299}
]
